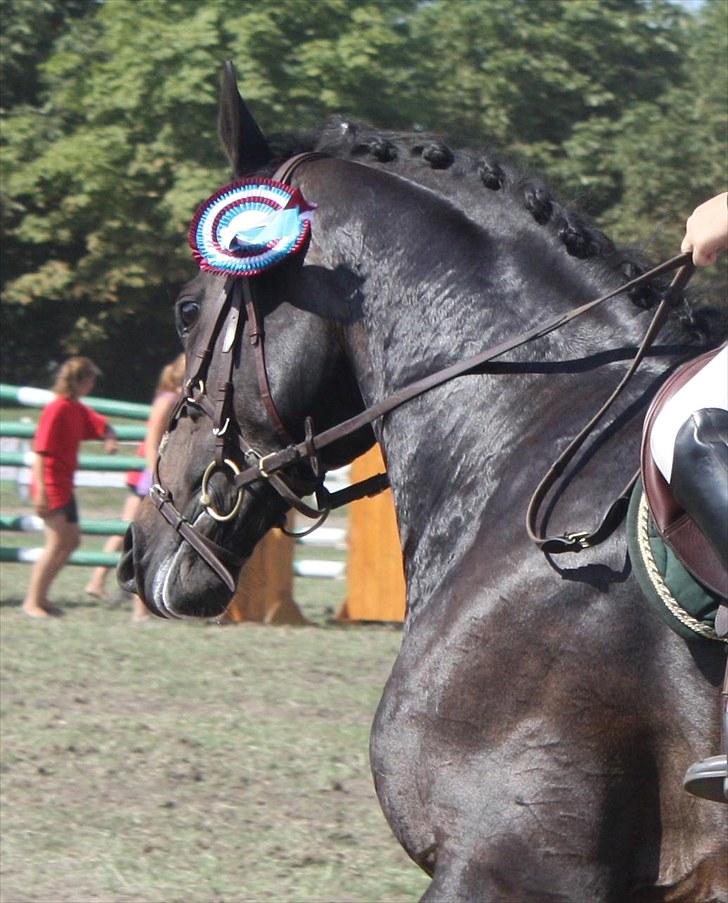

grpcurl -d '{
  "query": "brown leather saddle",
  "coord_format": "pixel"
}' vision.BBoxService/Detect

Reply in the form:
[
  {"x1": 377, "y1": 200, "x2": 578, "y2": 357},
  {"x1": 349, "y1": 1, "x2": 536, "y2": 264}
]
[{"x1": 641, "y1": 346, "x2": 728, "y2": 600}]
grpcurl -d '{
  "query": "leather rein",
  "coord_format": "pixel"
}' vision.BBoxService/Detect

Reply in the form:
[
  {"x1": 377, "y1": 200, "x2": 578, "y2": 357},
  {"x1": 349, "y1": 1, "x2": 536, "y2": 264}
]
[{"x1": 150, "y1": 151, "x2": 696, "y2": 592}]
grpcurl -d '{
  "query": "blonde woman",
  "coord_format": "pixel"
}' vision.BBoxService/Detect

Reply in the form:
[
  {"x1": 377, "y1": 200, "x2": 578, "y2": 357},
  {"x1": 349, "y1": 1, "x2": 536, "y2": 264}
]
[
  {"x1": 84, "y1": 353, "x2": 185, "y2": 620},
  {"x1": 22, "y1": 358, "x2": 118, "y2": 618}
]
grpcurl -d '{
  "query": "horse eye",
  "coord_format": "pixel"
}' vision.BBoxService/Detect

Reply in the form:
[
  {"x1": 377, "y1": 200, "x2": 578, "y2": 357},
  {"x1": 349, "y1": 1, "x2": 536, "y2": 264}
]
[{"x1": 176, "y1": 300, "x2": 200, "y2": 336}]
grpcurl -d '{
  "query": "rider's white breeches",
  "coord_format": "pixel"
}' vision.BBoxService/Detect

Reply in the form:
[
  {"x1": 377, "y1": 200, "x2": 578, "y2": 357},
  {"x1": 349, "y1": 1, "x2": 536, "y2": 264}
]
[{"x1": 650, "y1": 345, "x2": 728, "y2": 482}]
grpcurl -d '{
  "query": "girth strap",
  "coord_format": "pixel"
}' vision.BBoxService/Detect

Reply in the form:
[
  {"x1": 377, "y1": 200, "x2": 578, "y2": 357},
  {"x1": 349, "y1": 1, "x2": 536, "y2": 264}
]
[
  {"x1": 243, "y1": 278, "x2": 294, "y2": 446},
  {"x1": 188, "y1": 280, "x2": 234, "y2": 389},
  {"x1": 214, "y1": 279, "x2": 244, "y2": 466}
]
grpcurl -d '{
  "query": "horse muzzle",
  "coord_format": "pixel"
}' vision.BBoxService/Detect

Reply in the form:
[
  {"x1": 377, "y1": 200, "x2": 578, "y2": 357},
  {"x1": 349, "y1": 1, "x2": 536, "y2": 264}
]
[{"x1": 117, "y1": 520, "x2": 237, "y2": 620}]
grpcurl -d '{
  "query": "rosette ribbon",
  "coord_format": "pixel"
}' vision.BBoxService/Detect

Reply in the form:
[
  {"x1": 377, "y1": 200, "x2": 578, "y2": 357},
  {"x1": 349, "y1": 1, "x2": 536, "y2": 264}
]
[{"x1": 189, "y1": 179, "x2": 315, "y2": 277}]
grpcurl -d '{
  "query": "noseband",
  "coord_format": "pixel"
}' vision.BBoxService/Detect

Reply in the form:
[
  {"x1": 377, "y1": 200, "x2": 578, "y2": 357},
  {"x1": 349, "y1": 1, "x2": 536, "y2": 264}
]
[{"x1": 148, "y1": 150, "x2": 696, "y2": 594}]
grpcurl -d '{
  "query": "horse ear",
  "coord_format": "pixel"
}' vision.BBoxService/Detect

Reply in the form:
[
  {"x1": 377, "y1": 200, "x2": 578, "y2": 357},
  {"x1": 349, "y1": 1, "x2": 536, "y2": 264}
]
[{"x1": 218, "y1": 60, "x2": 272, "y2": 176}]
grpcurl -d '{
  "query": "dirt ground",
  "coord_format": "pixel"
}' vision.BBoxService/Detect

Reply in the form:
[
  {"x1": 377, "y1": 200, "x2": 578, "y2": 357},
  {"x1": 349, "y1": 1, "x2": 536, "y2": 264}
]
[{"x1": 0, "y1": 585, "x2": 430, "y2": 903}]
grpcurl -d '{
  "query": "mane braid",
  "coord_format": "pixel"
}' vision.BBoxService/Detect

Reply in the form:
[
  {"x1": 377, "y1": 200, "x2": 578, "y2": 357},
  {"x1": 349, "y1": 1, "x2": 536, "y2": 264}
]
[{"x1": 266, "y1": 117, "x2": 722, "y2": 344}]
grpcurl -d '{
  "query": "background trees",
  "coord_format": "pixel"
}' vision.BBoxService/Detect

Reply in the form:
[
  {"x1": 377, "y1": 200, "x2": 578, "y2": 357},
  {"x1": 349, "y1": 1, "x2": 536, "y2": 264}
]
[{"x1": 1, "y1": 0, "x2": 725, "y2": 398}]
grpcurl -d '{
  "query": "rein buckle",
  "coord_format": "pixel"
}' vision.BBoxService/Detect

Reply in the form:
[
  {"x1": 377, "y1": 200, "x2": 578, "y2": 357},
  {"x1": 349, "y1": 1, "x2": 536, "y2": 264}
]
[
  {"x1": 562, "y1": 531, "x2": 592, "y2": 551},
  {"x1": 257, "y1": 451, "x2": 278, "y2": 478}
]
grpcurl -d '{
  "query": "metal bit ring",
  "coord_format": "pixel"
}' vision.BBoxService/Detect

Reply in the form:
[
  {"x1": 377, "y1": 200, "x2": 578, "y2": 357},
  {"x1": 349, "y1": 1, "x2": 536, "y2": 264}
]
[{"x1": 200, "y1": 458, "x2": 243, "y2": 522}]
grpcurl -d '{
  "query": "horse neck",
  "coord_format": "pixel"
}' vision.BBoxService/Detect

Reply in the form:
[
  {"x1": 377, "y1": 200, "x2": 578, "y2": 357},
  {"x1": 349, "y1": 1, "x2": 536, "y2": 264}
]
[
  {"x1": 320, "y1": 160, "x2": 649, "y2": 426},
  {"x1": 313, "y1": 160, "x2": 647, "y2": 373},
  {"x1": 306, "y1": 161, "x2": 676, "y2": 602}
]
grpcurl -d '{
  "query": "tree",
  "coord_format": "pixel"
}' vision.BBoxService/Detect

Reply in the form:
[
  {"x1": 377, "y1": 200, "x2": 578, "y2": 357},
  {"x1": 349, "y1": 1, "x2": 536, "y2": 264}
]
[
  {"x1": 1, "y1": 0, "x2": 420, "y2": 395},
  {"x1": 601, "y1": 0, "x2": 727, "y2": 294},
  {"x1": 403, "y1": 0, "x2": 686, "y2": 157},
  {"x1": 0, "y1": 0, "x2": 96, "y2": 108},
  {"x1": 1, "y1": 0, "x2": 724, "y2": 397}
]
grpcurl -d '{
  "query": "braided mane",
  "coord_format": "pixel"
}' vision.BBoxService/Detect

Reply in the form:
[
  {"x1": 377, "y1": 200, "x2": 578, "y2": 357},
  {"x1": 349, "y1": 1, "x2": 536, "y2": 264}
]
[
  {"x1": 267, "y1": 116, "x2": 720, "y2": 340},
  {"x1": 313, "y1": 117, "x2": 666, "y2": 306}
]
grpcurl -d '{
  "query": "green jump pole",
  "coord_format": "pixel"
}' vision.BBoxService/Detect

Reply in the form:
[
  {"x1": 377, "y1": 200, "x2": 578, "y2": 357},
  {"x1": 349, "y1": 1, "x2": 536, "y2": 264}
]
[
  {"x1": 0, "y1": 546, "x2": 344, "y2": 577},
  {"x1": 0, "y1": 515, "x2": 128, "y2": 535},
  {"x1": 0, "y1": 421, "x2": 147, "y2": 441},
  {"x1": 0, "y1": 451, "x2": 144, "y2": 471},
  {"x1": 0, "y1": 384, "x2": 150, "y2": 420},
  {"x1": 0, "y1": 547, "x2": 121, "y2": 567}
]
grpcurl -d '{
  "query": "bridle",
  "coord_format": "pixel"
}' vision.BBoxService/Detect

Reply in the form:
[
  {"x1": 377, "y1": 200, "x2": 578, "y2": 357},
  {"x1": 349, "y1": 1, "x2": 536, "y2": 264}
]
[
  {"x1": 151, "y1": 153, "x2": 388, "y2": 591},
  {"x1": 149, "y1": 151, "x2": 697, "y2": 594}
]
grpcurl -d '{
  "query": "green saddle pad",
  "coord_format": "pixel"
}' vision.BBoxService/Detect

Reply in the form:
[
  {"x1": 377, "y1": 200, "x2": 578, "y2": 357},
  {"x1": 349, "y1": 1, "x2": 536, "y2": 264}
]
[{"x1": 627, "y1": 479, "x2": 726, "y2": 644}]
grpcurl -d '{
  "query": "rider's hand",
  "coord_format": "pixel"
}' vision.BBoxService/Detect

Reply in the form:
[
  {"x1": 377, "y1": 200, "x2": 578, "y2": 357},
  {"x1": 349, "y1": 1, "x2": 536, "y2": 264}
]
[
  {"x1": 35, "y1": 494, "x2": 49, "y2": 518},
  {"x1": 681, "y1": 192, "x2": 728, "y2": 267}
]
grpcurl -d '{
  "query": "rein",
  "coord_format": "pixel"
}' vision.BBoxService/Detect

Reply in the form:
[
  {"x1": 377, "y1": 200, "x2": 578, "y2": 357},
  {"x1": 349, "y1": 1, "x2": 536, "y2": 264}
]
[
  {"x1": 151, "y1": 151, "x2": 696, "y2": 592},
  {"x1": 229, "y1": 253, "x2": 694, "y2": 546}
]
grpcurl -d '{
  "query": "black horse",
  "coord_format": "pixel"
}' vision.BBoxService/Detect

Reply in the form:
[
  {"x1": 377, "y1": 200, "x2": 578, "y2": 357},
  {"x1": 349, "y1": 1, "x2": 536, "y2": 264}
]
[{"x1": 121, "y1": 66, "x2": 728, "y2": 900}]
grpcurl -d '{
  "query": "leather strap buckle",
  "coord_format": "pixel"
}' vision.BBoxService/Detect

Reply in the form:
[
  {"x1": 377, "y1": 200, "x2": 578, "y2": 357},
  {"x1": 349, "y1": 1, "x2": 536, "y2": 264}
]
[
  {"x1": 150, "y1": 483, "x2": 170, "y2": 506},
  {"x1": 562, "y1": 531, "x2": 592, "y2": 550},
  {"x1": 257, "y1": 451, "x2": 277, "y2": 478}
]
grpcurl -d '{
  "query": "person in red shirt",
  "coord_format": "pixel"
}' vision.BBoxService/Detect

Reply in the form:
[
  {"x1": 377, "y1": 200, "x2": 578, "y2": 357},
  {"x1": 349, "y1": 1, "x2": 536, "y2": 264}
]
[{"x1": 22, "y1": 357, "x2": 118, "y2": 618}]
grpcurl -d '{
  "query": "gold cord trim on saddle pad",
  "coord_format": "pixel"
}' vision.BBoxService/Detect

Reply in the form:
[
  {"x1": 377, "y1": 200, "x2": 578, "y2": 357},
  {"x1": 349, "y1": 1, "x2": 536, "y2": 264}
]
[{"x1": 635, "y1": 491, "x2": 727, "y2": 644}]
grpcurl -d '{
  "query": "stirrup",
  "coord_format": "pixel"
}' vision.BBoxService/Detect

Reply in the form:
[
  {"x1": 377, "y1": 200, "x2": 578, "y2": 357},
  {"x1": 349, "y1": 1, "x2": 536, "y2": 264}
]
[{"x1": 683, "y1": 754, "x2": 728, "y2": 803}]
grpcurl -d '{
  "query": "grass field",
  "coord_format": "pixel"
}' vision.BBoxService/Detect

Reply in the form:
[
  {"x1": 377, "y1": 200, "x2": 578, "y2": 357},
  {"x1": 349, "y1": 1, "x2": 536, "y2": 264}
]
[{"x1": 0, "y1": 417, "x2": 429, "y2": 903}]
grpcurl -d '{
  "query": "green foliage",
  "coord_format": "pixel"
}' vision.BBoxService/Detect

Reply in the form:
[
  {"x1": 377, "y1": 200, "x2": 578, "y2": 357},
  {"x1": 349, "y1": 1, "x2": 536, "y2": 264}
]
[
  {"x1": 0, "y1": 0, "x2": 96, "y2": 108},
  {"x1": 1, "y1": 0, "x2": 725, "y2": 398},
  {"x1": 403, "y1": 0, "x2": 684, "y2": 153},
  {"x1": 603, "y1": 1, "x2": 727, "y2": 252}
]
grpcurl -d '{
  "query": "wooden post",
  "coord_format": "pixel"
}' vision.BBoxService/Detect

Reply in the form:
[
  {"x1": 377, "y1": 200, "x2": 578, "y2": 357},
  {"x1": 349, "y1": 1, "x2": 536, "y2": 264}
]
[
  {"x1": 337, "y1": 445, "x2": 406, "y2": 622},
  {"x1": 224, "y1": 520, "x2": 307, "y2": 625}
]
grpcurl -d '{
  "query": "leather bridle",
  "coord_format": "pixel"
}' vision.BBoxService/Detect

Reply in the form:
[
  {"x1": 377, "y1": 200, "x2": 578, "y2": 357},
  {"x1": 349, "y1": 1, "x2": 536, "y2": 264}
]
[
  {"x1": 149, "y1": 151, "x2": 697, "y2": 593},
  {"x1": 151, "y1": 153, "x2": 388, "y2": 591}
]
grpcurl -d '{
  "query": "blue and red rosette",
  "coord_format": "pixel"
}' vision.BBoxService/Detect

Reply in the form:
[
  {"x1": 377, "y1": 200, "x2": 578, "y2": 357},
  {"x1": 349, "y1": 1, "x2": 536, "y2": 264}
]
[{"x1": 189, "y1": 178, "x2": 315, "y2": 277}]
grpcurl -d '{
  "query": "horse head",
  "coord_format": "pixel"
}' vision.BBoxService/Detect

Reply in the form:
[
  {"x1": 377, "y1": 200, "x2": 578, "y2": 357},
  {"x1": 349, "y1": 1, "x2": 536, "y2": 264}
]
[{"x1": 119, "y1": 63, "x2": 374, "y2": 618}]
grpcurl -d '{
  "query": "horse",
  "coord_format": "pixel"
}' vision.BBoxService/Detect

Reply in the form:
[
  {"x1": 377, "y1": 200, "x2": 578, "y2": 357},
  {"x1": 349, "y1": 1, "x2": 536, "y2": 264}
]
[{"x1": 120, "y1": 64, "x2": 728, "y2": 901}]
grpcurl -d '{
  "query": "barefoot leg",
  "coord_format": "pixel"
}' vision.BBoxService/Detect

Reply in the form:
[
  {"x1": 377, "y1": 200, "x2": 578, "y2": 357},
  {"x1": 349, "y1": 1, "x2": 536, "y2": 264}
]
[{"x1": 23, "y1": 511, "x2": 80, "y2": 617}]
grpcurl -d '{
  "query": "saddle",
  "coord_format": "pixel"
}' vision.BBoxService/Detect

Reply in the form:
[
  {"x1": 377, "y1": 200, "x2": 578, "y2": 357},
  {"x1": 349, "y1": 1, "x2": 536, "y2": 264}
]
[{"x1": 641, "y1": 347, "x2": 728, "y2": 602}]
